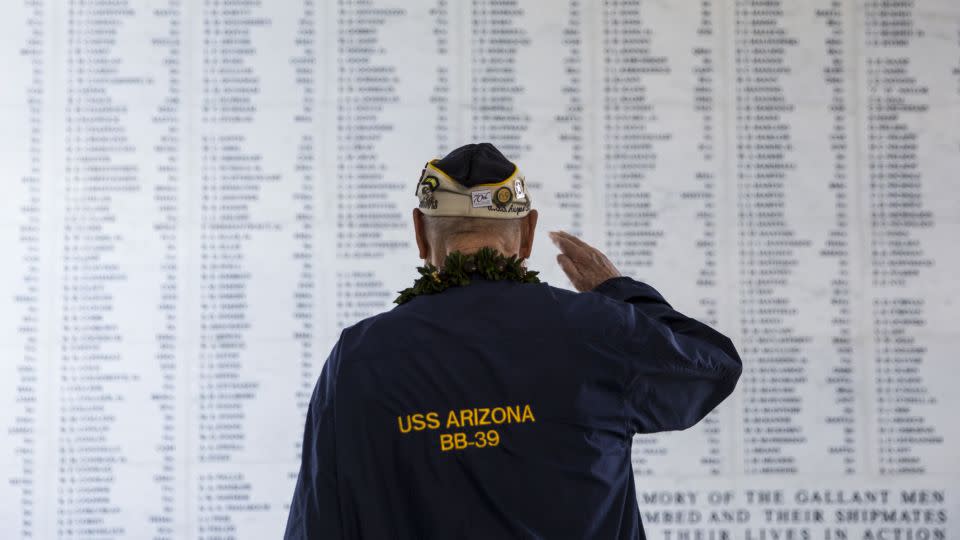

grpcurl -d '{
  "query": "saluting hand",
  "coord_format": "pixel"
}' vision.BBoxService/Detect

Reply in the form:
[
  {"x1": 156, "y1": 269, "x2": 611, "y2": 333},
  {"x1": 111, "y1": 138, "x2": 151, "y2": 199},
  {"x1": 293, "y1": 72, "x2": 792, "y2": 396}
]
[{"x1": 548, "y1": 230, "x2": 622, "y2": 292}]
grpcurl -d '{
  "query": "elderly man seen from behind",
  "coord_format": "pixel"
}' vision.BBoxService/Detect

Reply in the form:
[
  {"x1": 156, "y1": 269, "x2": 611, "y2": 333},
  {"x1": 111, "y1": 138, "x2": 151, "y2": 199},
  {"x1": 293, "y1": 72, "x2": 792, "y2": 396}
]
[{"x1": 284, "y1": 142, "x2": 743, "y2": 540}]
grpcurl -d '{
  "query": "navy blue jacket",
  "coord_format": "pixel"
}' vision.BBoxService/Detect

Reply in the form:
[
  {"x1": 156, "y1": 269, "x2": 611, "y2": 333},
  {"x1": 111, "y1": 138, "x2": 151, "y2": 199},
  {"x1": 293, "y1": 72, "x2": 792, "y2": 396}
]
[{"x1": 285, "y1": 275, "x2": 742, "y2": 539}]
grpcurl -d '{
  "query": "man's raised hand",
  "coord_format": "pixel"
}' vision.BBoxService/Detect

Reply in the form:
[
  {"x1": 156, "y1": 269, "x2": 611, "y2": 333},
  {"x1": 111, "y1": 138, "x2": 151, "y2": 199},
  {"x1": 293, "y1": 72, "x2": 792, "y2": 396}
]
[{"x1": 548, "y1": 230, "x2": 622, "y2": 292}]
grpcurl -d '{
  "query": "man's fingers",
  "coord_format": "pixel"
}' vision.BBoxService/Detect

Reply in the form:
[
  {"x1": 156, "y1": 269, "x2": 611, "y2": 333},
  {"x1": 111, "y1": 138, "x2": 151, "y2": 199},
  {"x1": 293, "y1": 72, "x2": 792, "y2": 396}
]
[
  {"x1": 549, "y1": 232, "x2": 583, "y2": 258},
  {"x1": 551, "y1": 230, "x2": 590, "y2": 249},
  {"x1": 551, "y1": 230, "x2": 620, "y2": 291},
  {"x1": 556, "y1": 254, "x2": 583, "y2": 288}
]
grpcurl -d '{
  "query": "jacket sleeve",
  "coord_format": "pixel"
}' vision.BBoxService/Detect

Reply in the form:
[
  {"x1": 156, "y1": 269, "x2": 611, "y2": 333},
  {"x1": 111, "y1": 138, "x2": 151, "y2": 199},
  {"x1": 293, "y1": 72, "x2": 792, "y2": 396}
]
[
  {"x1": 590, "y1": 276, "x2": 743, "y2": 434},
  {"x1": 284, "y1": 340, "x2": 343, "y2": 539}
]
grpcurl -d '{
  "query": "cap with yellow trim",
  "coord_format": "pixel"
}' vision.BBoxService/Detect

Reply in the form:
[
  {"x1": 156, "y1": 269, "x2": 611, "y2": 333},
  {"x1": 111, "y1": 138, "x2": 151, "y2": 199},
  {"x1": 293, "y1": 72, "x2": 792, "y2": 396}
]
[{"x1": 415, "y1": 142, "x2": 532, "y2": 219}]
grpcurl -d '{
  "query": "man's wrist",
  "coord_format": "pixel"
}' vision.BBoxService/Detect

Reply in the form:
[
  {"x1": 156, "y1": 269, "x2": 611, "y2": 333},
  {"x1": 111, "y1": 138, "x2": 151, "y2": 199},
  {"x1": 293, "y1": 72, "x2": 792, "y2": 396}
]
[
  {"x1": 590, "y1": 275, "x2": 671, "y2": 307},
  {"x1": 590, "y1": 275, "x2": 634, "y2": 293}
]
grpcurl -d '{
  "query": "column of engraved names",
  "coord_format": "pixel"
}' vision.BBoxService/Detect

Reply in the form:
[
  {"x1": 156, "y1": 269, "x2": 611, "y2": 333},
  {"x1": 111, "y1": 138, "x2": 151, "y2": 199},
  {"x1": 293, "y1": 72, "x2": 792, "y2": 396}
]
[
  {"x1": 862, "y1": 1, "x2": 941, "y2": 475},
  {"x1": 196, "y1": 2, "x2": 278, "y2": 535},
  {"x1": 733, "y1": 0, "x2": 811, "y2": 475},
  {"x1": 690, "y1": 0, "x2": 720, "y2": 329},
  {"x1": 600, "y1": 0, "x2": 722, "y2": 475},
  {"x1": 289, "y1": 0, "x2": 318, "y2": 487},
  {"x1": 150, "y1": 1, "x2": 183, "y2": 536},
  {"x1": 687, "y1": 0, "x2": 723, "y2": 474},
  {"x1": 429, "y1": 0, "x2": 451, "y2": 155},
  {"x1": 335, "y1": 1, "x2": 411, "y2": 328},
  {"x1": 61, "y1": 5, "x2": 120, "y2": 533},
  {"x1": 2, "y1": 1, "x2": 44, "y2": 536},
  {"x1": 814, "y1": 0, "x2": 857, "y2": 474},
  {"x1": 59, "y1": 1, "x2": 183, "y2": 536},
  {"x1": 601, "y1": 0, "x2": 656, "y2": 475},
  {"x1": 469, "y1": 0, "x2": 531, "y2": 161},
  {"x1": 599, "y1": 0, "x2": 669, "y2": 286},
  {"x1": 554, "y1": 0, "x2": 585, "y2": 236},
  {"x1": 469, "y1": 0, "x2": 586, "y2": 249}
]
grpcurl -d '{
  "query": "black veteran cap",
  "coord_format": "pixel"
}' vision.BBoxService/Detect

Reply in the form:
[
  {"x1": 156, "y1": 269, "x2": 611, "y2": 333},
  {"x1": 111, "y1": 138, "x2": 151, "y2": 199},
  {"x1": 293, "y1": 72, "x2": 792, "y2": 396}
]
[{"x1": 415, "y1": 143, "x2": 532, "y2": 218}]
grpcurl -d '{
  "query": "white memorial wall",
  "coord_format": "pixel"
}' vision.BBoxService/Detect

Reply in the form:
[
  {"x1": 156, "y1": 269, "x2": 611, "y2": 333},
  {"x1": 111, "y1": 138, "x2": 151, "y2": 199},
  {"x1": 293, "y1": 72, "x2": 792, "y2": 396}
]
[{"x1": 0, "y1": 0, "x2": 958, "y2": 538}]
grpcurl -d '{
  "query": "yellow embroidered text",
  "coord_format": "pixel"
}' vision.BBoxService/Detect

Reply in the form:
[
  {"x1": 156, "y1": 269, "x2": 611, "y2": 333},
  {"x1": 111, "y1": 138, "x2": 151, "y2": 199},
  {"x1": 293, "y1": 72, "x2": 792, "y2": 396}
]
[{"x1": 396, "y1": 404, "x2": 536, "y2": 452}]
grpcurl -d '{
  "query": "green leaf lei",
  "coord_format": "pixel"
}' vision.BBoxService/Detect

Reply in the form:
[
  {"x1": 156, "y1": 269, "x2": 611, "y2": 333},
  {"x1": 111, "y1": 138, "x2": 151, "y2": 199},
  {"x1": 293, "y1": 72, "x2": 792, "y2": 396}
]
[{"x1": 394, "y1": 246, "x2": 541, "y2": 304}]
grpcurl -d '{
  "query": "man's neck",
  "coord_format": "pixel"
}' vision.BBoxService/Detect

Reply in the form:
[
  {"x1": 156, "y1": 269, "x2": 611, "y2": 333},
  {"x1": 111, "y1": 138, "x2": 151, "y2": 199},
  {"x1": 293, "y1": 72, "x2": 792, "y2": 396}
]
[{"x1": 428, "y1": 241, "x2": 517, "y2": 267}]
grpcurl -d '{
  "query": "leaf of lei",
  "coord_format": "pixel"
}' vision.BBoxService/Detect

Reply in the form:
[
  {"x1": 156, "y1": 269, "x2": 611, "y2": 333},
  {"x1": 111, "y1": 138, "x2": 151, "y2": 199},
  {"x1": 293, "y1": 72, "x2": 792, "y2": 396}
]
[{"x1": 394, "y1": 246, "x2": 541, "y2": 304}]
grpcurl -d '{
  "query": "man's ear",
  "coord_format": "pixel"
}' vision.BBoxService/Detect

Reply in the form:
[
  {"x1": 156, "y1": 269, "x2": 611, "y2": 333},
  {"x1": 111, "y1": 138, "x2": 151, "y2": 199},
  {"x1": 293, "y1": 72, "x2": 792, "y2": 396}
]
[
  {"x1": 519, "y1": 209, "x2": 538, "y2": 260},
  {"x1": 412, "y1": 208, "x2": 430, "y2": 261}
]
